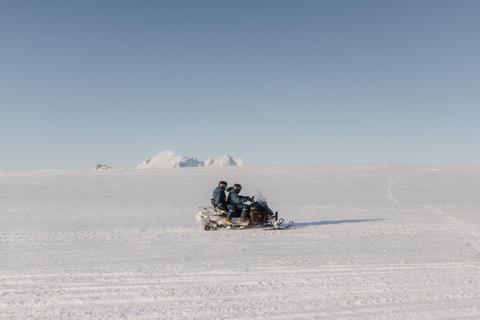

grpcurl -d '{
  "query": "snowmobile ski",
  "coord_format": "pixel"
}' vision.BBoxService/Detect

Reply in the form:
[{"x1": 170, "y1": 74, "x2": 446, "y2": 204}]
[{"x1": 264, "y1": 221, "x2": 294, "y2": 230}]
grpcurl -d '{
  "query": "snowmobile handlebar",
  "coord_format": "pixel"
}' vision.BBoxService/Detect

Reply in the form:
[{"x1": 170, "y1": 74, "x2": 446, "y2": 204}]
[{"x1": 242, "y1": 196, "x2": 254, "y2": 203}]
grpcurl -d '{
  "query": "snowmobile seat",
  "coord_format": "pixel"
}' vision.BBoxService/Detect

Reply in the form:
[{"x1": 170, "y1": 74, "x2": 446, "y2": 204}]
[{"x1": 211, "y1": 199, "x2": 228, "y2": 216}]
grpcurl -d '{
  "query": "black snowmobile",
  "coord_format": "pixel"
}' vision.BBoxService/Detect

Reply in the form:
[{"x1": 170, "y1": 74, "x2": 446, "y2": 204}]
[{"x1": 197, "y1": 190, "x2": 294, "y2": 231}]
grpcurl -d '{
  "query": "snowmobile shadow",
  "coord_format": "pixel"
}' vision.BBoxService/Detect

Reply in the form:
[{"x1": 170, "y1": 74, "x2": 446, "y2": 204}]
[{"x1": 294, "y1": 219, "x2": 385, "y2": 228}]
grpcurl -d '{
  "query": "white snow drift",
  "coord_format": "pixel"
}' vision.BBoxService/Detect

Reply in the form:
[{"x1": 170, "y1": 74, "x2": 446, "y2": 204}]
[{"x1": 136, "y1": 150, "x2": 244, "y2": 169}]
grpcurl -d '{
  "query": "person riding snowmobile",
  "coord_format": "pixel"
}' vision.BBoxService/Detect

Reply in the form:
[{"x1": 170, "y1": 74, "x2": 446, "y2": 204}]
[
  {"x1": 225, "y1": 184, "x2": 251, "y2": 223},
  {"x1": 212, "y1": 181, "x2": 228, "y2": 212}
]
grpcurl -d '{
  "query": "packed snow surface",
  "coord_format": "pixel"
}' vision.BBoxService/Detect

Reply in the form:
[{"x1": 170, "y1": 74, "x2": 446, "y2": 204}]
[
  {"x1": 136, "y1": 150, "x2": 243, "y2": 169},
  {"x1": 1, "y1": 164, "x2": 480, "y2": 319}
]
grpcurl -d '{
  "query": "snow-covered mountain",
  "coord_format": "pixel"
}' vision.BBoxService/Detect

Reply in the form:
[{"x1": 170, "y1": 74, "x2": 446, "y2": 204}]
[
  {"x1": 204, "y1": 154, "x2": 244, "y2": 167},
  {"x1": 92, "y1": 164, "x2": 124, "y2": 170},
  {"x1": 136, "y1": 150, "x2": 244, "y2": 169}
]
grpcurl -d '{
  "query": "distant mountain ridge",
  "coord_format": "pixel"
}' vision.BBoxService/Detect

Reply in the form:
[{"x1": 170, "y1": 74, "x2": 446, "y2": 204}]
[
  {"x1": 92, "y1": 164, "x2": 124, "y2": 170},
  {"x1": 136, "y1": 150, "x2": 244, "y2": 169}
]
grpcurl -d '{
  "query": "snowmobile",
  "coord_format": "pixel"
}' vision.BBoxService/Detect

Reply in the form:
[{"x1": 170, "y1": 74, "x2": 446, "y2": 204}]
[{"x1": 197, "y1": 189, "x2": 294, "y2": 231}]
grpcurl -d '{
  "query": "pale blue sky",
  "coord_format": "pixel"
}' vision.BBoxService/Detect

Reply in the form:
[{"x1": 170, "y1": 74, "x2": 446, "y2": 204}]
[{"x1": 1, "y1": 0, "x2": 479, "y2": 171}]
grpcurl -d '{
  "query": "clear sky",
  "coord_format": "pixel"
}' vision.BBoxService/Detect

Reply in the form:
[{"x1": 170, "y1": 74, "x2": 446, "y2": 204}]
[{"x1": 1, "y1": 0, "x2": 479, "y2": 171}]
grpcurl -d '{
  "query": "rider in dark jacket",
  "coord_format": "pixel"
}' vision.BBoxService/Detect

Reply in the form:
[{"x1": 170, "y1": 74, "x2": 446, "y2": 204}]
[
  {"x1": 212, "y1": 181, "x2": 228, "y2": 211},
  {"x1": 226, "y1": 184, "x2": 251, "y2": 223}
]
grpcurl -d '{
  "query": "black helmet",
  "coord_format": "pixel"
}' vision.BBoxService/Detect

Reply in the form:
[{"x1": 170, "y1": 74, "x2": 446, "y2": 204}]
[
  {"x1": 219, "y1": 181, "x2": 228, "y2": 189},
  {"x1": 233, "y1": 183, "x2": 242, "y2": 193}
]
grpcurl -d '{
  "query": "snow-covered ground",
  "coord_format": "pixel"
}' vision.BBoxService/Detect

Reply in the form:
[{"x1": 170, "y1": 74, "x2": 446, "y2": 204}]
[{"x1": 1, "y1": 165, "x2": 480, "y2": 319}]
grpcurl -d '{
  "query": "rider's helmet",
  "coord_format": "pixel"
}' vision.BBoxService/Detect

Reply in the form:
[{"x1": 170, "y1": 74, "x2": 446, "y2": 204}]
[
  {"x1": 219, "y1": 181, "x2": 228, "y2": 190},
  {"x1": 233, "y1": 184, "x2": 242, "y2": 193}
]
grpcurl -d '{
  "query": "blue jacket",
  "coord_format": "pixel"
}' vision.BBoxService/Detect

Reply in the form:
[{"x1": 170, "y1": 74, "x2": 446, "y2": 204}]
[
  {"x1": 227, "y1": 187, "x2": 248, "y2": 207},
  {"x1": 213, "y1": 186, "x2": 228, "y2": 210}
]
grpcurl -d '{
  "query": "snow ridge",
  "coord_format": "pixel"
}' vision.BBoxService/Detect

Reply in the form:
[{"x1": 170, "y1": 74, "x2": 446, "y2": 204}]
[{"x1": 136, "y1": 150, "x2": 244, "y2": 169}]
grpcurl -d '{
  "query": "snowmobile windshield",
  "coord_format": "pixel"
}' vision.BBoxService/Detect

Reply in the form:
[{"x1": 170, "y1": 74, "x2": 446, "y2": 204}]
[{"x1": 254, "y1": 189, "x2": 268, "y2": 207}]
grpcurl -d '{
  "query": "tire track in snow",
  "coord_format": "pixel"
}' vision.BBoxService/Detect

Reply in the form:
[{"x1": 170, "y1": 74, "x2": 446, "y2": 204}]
[
  {"x1": 2, "y1": 262, "x2": 480, "y2": 319},
  {"x1": 387, "y1": 175, "x2": 402, "y2": 204},
  {"x1": 425, "y1": 205, "x2": 480, "y2": 256}
]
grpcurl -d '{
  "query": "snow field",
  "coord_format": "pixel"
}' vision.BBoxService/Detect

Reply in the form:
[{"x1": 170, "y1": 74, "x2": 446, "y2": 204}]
[{"x1": 1, "y1": 165, "x2": 480, "y2": 319}]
